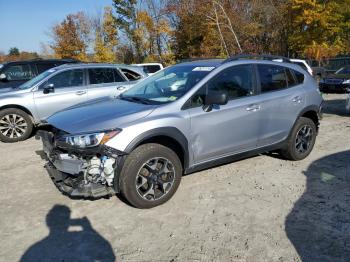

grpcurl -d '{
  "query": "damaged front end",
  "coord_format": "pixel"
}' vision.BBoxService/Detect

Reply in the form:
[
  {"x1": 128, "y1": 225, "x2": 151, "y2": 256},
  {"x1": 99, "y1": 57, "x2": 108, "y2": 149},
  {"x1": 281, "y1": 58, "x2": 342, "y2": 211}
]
[{"x1": 36, "y1": 128, "x2": 125, "y2": 199}]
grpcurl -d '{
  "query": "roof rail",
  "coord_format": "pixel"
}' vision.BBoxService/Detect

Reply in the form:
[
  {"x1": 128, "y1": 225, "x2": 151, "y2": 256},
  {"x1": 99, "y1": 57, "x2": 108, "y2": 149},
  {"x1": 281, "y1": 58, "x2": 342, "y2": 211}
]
[
  {"x1": 223, "y1": 54, "x2": 291, "y2": 63},
  {"x1": 179, "y1": 57, "x2": 223, "y2": 63}
]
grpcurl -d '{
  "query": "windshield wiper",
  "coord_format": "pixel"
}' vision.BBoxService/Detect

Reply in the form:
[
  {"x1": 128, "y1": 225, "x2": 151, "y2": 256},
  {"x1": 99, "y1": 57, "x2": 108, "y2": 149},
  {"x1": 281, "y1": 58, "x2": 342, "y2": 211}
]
[{"x1": 119, "y1": 95, "x2": 152, "y2": 105}]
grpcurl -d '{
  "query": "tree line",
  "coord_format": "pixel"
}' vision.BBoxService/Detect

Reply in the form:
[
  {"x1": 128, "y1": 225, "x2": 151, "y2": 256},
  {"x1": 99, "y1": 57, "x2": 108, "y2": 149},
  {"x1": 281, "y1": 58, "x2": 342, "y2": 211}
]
[{"x1": 2, "y1": 0, "x2": 350, "y2": 65}]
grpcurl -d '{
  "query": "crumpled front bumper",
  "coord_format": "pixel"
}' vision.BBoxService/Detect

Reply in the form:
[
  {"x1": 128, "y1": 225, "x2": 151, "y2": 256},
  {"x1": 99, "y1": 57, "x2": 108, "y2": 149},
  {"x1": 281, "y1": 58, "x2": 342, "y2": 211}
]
[{"x1": 36, "y1": 130, "x2": 125, "y2": 199}]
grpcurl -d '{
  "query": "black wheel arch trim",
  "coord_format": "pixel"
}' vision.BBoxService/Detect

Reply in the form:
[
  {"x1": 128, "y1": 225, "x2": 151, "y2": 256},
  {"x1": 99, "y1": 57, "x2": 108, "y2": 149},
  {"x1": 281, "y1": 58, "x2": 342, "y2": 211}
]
[
  {"x1": 298, "y1": 104, "x2": 322, "y2": 120},
  {"x1": 124, "y1": 127, "x2": 190, "y2": 169},
  {"x1": 297, "y1": 104, "x2": 322, "y2": 130},
  {"x1": 114, "y1": 127, "x2": 189, "y2": 193},
  {"x1": 285, "y1": 104, "x2": 321, "y2": 142}
]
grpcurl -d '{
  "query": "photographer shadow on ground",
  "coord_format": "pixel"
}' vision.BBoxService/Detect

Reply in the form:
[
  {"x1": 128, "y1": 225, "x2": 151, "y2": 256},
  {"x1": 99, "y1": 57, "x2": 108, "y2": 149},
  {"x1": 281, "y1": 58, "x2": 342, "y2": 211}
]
[
  {"x1": 20, "y1": 205, "x2": 116, "y2": 262},
  {"x1": 286, "y1": 150, "x2": 350, "y2": 262}
]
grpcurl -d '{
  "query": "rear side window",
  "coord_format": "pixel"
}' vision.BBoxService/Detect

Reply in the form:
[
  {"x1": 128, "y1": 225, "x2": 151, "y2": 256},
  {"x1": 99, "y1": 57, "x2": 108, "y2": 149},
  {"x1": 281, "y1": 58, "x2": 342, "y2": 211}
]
[
  {"x1": 292, "y1": 62, "x2": 308, "y2": 71},
  {"x1": 258, "y1": 64, "x2": 288, "y2": 92},
  {"x1": 3, "y1": 64, "x2": 34, "y2": 81},
  {"x1": 293, "y1": 70, "x2": 305, "y2": 84},
  {"x1": 121, "y1": 68, "x2": 142, "y2": 81},
  {"x1": 89, "y1": 68, "x2": 124, "y2": 84},
  {"x1": 143, "y1": 65, "x2": 161, "y2": 74},
  {"x1": 47, "y1": 69, "x2": 84, "y2": 88}
]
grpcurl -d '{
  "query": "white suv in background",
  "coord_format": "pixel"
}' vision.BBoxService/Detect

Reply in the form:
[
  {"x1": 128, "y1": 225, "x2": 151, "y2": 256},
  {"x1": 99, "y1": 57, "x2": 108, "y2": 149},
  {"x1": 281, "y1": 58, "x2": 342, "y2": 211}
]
[{"x1": 133, "y1": 63, "x2": 164, "y2": 76}]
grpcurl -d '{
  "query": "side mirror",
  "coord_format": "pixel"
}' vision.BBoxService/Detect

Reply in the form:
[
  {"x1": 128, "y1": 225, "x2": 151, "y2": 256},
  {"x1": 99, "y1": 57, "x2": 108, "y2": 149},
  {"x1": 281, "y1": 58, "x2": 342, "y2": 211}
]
[
  {"x1": 205, "y1": 90, "x2": 228, "y2": 106},
  {"x1": 0, "y1": 73, "x2": 7, "y2": 81},
  {"x1": 43, "y1": 83, "x2": 55, "y2": 94},
  {"x1": 203, "y1": 90, "x2": 228, "y2": 112}
]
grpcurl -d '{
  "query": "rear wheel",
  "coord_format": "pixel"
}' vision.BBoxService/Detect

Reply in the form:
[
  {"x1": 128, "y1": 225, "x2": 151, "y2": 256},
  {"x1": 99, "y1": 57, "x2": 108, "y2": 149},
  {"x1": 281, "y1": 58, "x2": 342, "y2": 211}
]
[
  {"x1": 280, "y1": 117, "x2": 317, "y2": 161},
  {"x1": 119, "y1": 143, "x2": 182, "y2": 208},
  {"x1": 0, "y1": 108, "x2": 33, "y2": 143}
]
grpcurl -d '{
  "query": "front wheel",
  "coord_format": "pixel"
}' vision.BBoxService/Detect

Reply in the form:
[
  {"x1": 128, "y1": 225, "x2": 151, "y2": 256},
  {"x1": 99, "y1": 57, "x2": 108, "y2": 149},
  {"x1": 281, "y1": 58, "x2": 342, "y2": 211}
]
[
  {"x1": 118, "y1": 143, "x2": 182, "y2": 208},
  {"x1": 0, "y1": 108, "x2": 33, "y2": 143},
  {"x1": 280, "y1": 117, "x2": 317, "y2": 161}
]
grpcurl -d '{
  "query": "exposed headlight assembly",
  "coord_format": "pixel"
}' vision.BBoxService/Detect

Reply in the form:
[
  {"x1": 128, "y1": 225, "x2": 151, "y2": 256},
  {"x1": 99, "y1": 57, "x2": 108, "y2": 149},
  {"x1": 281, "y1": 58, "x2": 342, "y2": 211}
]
[
  {"x1": 61, "y1": 130, "x2": 121, "y2": 148},
  {"x1": 342, "y1": 79, "x2": 350, "y2": 84}
]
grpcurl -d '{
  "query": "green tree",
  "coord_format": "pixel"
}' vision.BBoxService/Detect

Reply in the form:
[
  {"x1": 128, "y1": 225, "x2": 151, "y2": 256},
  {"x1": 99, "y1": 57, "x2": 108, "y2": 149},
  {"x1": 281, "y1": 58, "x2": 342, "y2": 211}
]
[
  {"x1": 113, "y1": 0, "x2": 144, "y2": 62},
  {"x1": 94, "y1": 6, "x2": 119, "y2": 62},
  {"x1": 8, "y1": 47, "x2": 20, "y2": 56},
  {"x1": 288, "y1": 0, "x2": 350, "y2": 60}
]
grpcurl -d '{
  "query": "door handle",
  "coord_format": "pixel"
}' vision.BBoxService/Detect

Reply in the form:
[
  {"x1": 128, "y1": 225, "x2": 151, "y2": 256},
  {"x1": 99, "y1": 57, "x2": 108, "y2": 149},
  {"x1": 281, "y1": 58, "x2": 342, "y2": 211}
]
[
  {"x1": 292, "y1": 96, "x2": 302, "y2": 103},
  {"x1": 75, "y1": 90, "x2": 86, "y2": 95},
  {"x1": 246, "y1": 104, "x2": 261, "y2": 112},
  {"x1": 117, "y1": 86, "x2": 126, "y2": 91}
]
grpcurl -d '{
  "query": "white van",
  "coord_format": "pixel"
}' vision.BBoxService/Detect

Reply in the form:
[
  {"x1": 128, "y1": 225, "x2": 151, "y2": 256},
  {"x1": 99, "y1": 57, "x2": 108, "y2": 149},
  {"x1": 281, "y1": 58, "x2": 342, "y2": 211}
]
[{"x1": 132, "y1": 63, "x2": 164, "y2": 76}]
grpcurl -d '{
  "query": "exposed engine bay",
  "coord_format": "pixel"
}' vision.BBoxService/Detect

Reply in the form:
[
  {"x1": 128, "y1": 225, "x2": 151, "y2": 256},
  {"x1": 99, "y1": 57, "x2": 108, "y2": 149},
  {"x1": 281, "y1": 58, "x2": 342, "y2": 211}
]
[{"x1": 36, "y1": 129, "x2": 125, "y2": 198}]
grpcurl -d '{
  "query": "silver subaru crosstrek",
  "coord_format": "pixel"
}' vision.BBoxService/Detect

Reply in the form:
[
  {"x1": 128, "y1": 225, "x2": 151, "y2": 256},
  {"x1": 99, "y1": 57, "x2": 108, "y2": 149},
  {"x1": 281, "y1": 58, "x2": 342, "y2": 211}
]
[
  {"x1": 0, "y1": 63, "x2": 146, "y2": 143},
  {"x1": 38, "y1": 56, "x2": 323, "y2": 208}
]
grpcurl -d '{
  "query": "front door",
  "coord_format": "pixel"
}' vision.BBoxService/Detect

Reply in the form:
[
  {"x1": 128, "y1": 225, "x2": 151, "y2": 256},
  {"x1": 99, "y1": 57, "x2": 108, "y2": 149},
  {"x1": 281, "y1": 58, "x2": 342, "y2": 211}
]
[
  {"x1": 33, "y1": 69, "x2": 88, "y2": 120},
  {"x1": 186, "y1": 64, "x2": 261, "y2": 164}
]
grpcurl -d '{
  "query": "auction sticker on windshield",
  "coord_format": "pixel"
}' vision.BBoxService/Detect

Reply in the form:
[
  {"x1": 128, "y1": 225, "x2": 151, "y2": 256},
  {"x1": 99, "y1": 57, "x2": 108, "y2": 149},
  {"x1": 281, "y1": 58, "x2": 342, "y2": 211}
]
[{"x1": 192, "y1": 67, "x2": 215, "y2": 71}]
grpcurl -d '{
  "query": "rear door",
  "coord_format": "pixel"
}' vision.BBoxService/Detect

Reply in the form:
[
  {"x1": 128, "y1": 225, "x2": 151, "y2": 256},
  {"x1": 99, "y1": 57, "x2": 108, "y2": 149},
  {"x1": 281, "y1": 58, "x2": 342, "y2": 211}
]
[
  {"x1": 187, "y1": 64, "x2": 261, "y2": 164},
  {"x1": 255, "y1": 64, "x2": 306, "y2": 147},
  {"x1": 87, "y1": 67, "x2": 128, "y2": 100},
  {"x1": 33, "y1": 69, "x2": 88, "y2": 119}
]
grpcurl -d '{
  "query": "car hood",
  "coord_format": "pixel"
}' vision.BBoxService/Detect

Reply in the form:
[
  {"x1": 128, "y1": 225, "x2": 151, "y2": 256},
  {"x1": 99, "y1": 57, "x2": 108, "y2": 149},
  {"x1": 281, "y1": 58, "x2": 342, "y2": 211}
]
[{"x1": 47, "y1": 97, "x2": 156, "y2": 134}]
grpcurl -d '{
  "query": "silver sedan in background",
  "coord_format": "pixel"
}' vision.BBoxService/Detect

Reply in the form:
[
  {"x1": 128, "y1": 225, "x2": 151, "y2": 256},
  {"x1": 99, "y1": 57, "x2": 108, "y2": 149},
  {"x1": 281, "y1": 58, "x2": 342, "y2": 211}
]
[{"x1": 0, "y1": 63, "x2": 146, "y2": 143}]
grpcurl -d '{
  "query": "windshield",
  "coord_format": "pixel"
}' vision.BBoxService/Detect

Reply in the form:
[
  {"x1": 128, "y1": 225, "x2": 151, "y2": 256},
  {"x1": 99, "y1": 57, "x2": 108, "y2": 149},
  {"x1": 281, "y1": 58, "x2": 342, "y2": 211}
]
[
  {"x1": 335, "y1": 67, "x2": 350, "y2": 75},
  {"x1": 18, "y1": 69, "x2": 56, "y2": 89},
  {"x1": 120, "y1": 65, "x2": 215, "y2": 104}
]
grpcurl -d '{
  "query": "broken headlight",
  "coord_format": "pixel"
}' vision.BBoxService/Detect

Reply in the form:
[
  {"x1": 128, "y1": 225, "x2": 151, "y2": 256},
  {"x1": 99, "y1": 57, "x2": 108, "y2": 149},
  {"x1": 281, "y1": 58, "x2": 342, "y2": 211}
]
[{"x1": 59, "y1": 130, "x2": 121, "y2": 148}]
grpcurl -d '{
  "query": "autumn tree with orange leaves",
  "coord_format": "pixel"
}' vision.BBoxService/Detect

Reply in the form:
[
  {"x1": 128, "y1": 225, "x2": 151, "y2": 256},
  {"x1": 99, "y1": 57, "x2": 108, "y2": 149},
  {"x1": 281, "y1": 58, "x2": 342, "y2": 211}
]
[
  {"x1": 45, "y1": 0, "x2": 349, "y2": 64},
  {"x1": 50, "y1": 12, "x2": 90, "y2": 61},
  {"x1": 93, "y1": 7, "x2": 119, "y2": 62}
]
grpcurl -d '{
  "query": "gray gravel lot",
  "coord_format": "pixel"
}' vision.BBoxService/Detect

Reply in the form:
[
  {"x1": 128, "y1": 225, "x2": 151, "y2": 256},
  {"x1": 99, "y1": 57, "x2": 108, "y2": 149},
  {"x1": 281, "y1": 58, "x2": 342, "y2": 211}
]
[{"x1": 0, "y1": 94, "x2": 349, "y2": 262}]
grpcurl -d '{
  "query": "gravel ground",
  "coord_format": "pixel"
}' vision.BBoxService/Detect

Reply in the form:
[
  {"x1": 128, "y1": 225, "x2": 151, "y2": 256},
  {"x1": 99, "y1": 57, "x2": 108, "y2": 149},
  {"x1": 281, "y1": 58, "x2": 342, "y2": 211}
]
[{"x1": 0, "y1": 94, "x2": 349, "y2": 262}]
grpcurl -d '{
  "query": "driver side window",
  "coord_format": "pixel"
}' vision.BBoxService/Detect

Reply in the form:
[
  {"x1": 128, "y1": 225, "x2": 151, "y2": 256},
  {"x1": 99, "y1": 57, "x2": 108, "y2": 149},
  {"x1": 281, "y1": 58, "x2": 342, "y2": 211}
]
[
  {"x1": 189, "y1": 64, "x2": 255, "y2": 108},
  {"x1": 44, "y1": 69, "x2": 84, "y2": 89}
]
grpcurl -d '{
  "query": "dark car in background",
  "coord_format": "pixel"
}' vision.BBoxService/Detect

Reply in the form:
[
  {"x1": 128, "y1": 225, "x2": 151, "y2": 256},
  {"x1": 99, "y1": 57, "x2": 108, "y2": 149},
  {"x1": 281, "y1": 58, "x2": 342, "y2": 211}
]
[
  {"x1": 0, "y1": 59, "x2": 78, "y2": 89},
  {"x1": 319, "y1": 66, "x2": 350, "y2": 93}
]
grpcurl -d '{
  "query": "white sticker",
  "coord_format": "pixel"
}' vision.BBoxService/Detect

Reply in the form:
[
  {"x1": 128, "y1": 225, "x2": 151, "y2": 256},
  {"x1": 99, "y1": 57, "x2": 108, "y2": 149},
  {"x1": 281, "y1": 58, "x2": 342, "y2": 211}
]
[
  {"x1": 192, "y1": 67, "x2": 215, "y2": 72},
  {"x1": 48, "y1": 69, "x2": 56, "y2": 73}
]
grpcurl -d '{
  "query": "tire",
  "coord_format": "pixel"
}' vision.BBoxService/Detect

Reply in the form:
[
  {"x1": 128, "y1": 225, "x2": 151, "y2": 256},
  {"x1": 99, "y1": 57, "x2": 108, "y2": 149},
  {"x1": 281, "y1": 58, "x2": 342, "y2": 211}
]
[
  {"x1": 280, "y1": 117, "x2": 317, "y2": 161},
  {"x1": 0, "y1": 108, "x2": 33, "y2": 143},
  {"x1": 118, "y1": 143, "x2": 183, "y2": 208}
]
